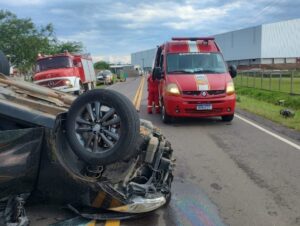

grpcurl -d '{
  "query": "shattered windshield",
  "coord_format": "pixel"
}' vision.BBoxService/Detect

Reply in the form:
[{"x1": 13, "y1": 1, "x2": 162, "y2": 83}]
[
  {"x1": 36, "y1": 56, "x2": 73, "y2": 72},
  {"x1": 167, "y1": 53, "x2": 227, "y2": 74}
]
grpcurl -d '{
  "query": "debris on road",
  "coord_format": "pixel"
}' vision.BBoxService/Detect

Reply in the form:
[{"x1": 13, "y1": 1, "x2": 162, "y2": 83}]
[{"x1": 280, "y1": 109, "x2": 295, "y2": 118}]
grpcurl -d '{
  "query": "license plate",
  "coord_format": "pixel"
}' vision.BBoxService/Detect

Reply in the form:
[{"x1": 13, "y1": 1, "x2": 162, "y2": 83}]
[{"x1": 197, "y1": 104, "x2": 212, "y2": 110}]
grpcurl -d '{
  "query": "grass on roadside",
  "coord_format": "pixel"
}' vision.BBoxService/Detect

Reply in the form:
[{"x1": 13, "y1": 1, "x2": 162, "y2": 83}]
[
  {"x1": 235, "y1": 86, "x2": 300, "y2": 131},
  {"x1": 237, "y1": 95, "x2": 300, "y2": 131},
  {"x1": 236, "y1": 86, "x2": 300, "y2": 110}
]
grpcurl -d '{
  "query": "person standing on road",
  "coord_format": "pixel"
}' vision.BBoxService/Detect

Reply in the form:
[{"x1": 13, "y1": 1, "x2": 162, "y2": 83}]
[{"x1": 147, "y1": 73, "x2": 160, "y2": 114}]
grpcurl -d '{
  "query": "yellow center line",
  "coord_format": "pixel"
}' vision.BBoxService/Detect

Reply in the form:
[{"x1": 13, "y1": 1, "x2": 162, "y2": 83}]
[
  {"x1": 105, "y1": 220, "x2": 121, "y2": 226},
  {"x1": 132, "y1": 78, "x2": 143, "y2": 107},
  {"x1": 132, "y1": 77, "x2": 145, "y2": 108},
  {"x1": 136, "y1": 77, "x2": 145, "y2": 112}
]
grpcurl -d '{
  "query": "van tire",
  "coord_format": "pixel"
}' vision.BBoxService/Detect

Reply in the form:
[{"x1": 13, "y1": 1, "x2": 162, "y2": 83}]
[
  {"x1": 161, "y1": 103, "x2": 172, "y2": 124},
  {"x1": 221, "y1": 114, "x2": 234, "y2": 122},
  {"x1": 66, "y1": 89, "x2": 140, "y2": 165},
  {"x1": 0, "y1": 51, "x2": 9, "y2": 76}
]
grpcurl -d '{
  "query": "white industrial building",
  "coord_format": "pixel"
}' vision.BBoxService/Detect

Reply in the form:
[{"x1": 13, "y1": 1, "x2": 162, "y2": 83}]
[
  {"x1": 131, "y1": 18, "x2": 300, "y2": 68},
  {"x1": 131, "y1": 48, "x2": 156, "y2": 71}
]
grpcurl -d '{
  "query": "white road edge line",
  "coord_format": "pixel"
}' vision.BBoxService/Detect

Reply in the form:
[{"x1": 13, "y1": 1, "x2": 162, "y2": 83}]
[{"x1": 235, "y1": 114, "x2": 300, "y2": 151}]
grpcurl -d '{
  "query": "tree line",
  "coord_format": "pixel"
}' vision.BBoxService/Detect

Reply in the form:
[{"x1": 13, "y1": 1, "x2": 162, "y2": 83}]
[
  {"x1": 0, "y1": 10, "x2": 83, "y2": 73},
  {"x1": 0, "y1": 10, "x2": 113, "y2": 74}
]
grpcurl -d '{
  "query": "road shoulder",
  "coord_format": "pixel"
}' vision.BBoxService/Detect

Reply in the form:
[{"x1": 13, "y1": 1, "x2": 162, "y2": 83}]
[{"x1": 236, "y1": 108, "x2": 300, "y2": 143}]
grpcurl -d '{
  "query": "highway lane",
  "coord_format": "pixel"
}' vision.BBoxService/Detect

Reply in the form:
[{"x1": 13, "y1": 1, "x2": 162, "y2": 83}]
[
  {"x1": 27, "y1": 76, "x2": 300, "y2": 226},
  {"x1": 109, "y1": 76, "x2": 300, "y2": 226}
]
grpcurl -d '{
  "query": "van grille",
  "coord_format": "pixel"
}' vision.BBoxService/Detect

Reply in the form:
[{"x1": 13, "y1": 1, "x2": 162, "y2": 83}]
[{"x1": 182, "y1": 90, "x2": 225, "y2": 96}]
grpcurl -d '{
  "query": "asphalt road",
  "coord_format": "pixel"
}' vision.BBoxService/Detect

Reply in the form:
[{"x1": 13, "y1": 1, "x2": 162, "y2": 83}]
[
  {"x1": 108, "y1": 76, "x2": 300, "y2": 226},
  {"x1": 27, "y1": 76, "x2": 300, "y2": 226}
]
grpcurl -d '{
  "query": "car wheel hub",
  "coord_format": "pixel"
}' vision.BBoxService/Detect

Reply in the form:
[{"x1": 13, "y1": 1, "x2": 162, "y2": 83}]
[
  {"x1": 92, "y1": 124, "x2": 101, "y2": 132},
  {"x1": 74, "y1": 101, "x2": 121, "y2": 153}
]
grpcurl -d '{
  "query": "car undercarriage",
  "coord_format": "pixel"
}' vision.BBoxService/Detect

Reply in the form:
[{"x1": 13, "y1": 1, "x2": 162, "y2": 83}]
[{"x1": 0, "y1": 74, "x2": 175, "y2": 225}]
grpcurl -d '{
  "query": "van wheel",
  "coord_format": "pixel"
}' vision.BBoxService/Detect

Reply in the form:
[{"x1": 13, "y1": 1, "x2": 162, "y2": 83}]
[
  {"x1": 161, "y1": 103, "x2": 172, "y2": 124},
  {"x1": 66, "y1": 89, "x2": 140, "y2": 165},
  {"x1": 221, "y1": 114, "x2": 234, "y2": 122}
]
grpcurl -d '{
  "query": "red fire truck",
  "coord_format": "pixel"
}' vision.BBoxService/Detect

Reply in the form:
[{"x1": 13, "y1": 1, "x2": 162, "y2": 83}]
[{"x1": 33, "y1": 51, "x2": 96, "y2": 94}]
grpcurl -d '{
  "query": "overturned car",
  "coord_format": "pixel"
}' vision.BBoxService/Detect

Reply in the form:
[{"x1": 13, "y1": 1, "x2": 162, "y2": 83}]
[{"x1": 0, "y1": 70, "x2": 174, "y2": 225}]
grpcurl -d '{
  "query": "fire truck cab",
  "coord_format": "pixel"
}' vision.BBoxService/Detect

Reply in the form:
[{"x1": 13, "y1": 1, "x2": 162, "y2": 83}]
[
  {"x1": 152, "y1": 37, "x2": 237, "y2": 123},
  {"x1": 33, "y1": 51, "x2": 96, "y2": 94}
]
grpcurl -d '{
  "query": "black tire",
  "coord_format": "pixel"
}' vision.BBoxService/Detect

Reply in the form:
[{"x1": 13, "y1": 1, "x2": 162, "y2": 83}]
[
  {"x1": 66, "y1": 89, "x2": 140, "y2": 165},
  {"x1": 0, "y1": 51, "x2": 9, "y2": 76},
  {"x1": 161, "y1": 102, "x2": 172, "y2": 124},
  {"x1": 221, "y1": 114, "x2": 234, "y2": 122}
]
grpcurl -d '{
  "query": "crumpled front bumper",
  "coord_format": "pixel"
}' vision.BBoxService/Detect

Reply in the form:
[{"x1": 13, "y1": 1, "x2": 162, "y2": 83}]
[
  {"x1": 86, "y1": 119, "x2": 174, "y2": 214},
  {"x1": 109, "y1": 195, "x2": 166, "y2": 213}
]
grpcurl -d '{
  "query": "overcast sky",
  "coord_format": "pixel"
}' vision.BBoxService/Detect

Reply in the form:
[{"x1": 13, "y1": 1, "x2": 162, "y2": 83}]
[{"x1": 0, "y1": 0, "x2": 299, "y2": 63}]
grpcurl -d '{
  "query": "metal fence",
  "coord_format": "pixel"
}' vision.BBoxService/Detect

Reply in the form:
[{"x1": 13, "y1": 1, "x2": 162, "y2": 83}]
[{"x1": 235, "y1": 70, "x2": 300, "y2": 95}]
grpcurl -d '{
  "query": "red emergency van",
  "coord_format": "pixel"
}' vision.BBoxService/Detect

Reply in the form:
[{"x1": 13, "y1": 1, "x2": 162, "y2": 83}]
[
  {"x1": 152, "y1": 37, "x2": 237, "y2": 123},
  {"x1": 33, "y1": 51, "x2": 96, "y2": 95}
]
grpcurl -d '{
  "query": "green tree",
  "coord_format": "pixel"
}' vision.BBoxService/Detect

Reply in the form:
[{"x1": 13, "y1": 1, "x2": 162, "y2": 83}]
[
  {"x1": 94, "y1": 61, "x2": 110, "y2": 70},
  {"x1": 0, "y1": 10, "x2": 54, "y2": 72},
  {"x1": 0, "y1": 10, "x2": 84, "y2": 73},
  {"x1": 49, "y1": 41, "x2": 84, "y2": 54}
]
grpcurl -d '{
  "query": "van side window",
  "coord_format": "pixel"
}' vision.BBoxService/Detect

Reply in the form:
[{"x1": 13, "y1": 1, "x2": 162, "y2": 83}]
[
  {"x1": 159, "y1": 54, "x2": 164, "y2": 68},
  {"x1": 155, "y1": 47, "x2": 162, "y2": 67}
]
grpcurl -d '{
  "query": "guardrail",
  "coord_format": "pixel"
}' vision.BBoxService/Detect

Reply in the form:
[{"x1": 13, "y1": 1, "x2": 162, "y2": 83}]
[{"x1": 235, "y1": 70, "x2": 300, "y2": 95}]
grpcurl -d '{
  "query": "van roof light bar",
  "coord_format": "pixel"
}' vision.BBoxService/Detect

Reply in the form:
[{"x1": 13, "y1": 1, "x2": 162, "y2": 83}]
[{"x1": 172, "y1": 37, "x2": 215, "y2": 41}]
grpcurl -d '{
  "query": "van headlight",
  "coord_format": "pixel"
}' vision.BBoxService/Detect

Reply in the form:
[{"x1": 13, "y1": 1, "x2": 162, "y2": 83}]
[
  {"x1": 166, "y1": 83, "x2": 180, "y2": 95},
  {"x1": 226, "y1": 82, "x2": 235, "y2": 95}
]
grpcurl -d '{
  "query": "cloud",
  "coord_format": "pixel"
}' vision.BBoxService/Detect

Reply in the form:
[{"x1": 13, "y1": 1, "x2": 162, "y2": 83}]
[
  {"x1": 1, "y1": 0, "x2": 299, "y2": 63},
  {"x1": 0, "y1": 0, "x2": 43, "y2": 6},
  {"x1": 49, "y1": 8, "x2": 73, "y2": 15},
  {"x1": 112, "y1": 1, "x2": 242, "y2": 30}
]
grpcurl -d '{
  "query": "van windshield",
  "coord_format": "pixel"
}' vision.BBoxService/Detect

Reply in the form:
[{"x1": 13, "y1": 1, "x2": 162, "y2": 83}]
[
  {"x1": 167, "y1": 53, "x2": 227, "y2": 74},
  {"x1": 36, "y1": 56, "x2": 73, "y2": 72}
]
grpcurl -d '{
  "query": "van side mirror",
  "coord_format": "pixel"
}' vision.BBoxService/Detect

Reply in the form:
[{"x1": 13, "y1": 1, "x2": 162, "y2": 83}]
[
  {"x1": 153, "y1": 67, "x2": 162, "y2": 80},
  {"x1": 229, "y1": 65, "x2": 237, "y2": 78}
]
